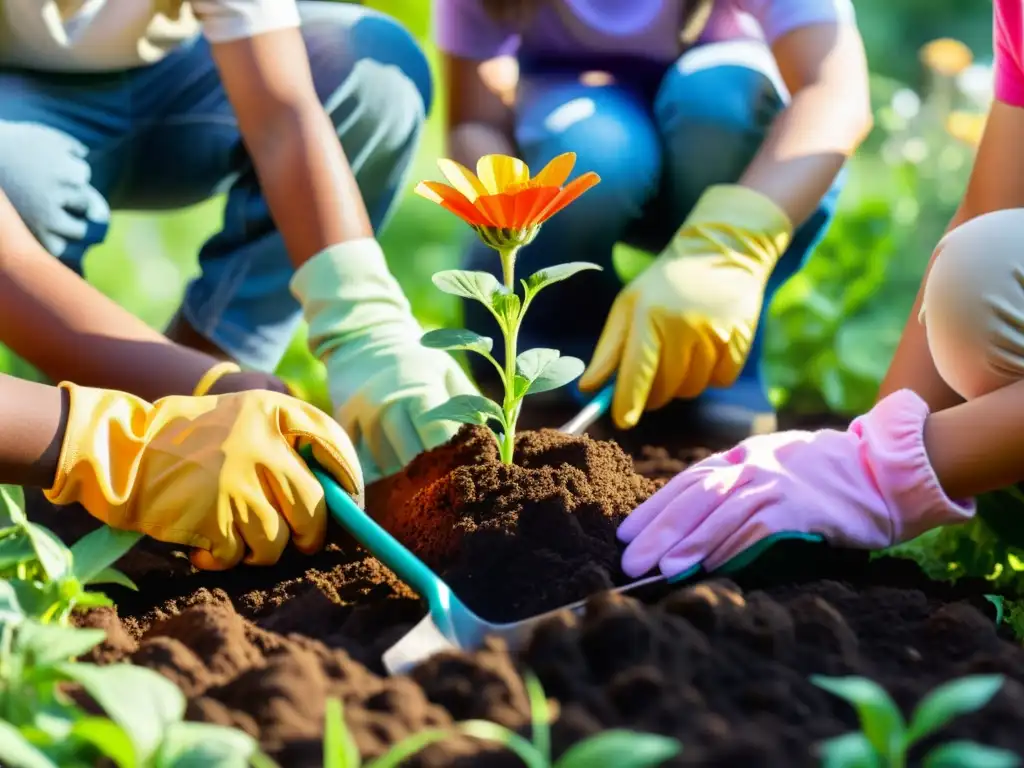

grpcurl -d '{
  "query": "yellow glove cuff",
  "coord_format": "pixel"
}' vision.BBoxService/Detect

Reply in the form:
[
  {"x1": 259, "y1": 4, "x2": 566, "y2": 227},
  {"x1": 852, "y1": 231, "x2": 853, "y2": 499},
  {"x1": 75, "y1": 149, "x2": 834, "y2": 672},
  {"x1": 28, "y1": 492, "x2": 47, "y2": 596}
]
[
  {"x1": 675, "y1": 184, "x2": 794, "y2": 268},
  {"x1": 44, "y1": 382, "x2": 150, "y2": 514},
  {"x1": 192, "y1": 361, "x2": 242, "y2": 397}
]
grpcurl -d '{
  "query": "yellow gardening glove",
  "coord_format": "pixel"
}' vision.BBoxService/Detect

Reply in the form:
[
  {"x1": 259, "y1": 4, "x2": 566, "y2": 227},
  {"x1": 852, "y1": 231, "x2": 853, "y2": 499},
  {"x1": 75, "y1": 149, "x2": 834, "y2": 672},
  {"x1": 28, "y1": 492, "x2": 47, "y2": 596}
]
[
  {"x1": 579, "y1": 184, "x2": 792, "y2": 429},
  {"x1": 44, "y1": 382, "x2": 363, "y2": 570}
]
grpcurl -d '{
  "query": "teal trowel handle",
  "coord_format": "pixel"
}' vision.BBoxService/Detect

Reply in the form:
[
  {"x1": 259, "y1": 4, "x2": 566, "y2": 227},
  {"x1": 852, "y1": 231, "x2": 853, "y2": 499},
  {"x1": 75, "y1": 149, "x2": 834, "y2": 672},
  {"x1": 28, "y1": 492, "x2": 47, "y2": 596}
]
[{"x1": 302, "y1": 450, "x2": 454, "y2": 620}]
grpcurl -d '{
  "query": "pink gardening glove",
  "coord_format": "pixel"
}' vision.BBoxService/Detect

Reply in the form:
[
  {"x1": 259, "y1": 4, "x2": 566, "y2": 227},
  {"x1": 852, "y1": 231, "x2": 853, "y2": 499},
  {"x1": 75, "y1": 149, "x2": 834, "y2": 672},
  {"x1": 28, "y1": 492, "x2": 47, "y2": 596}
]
[{"x1": 618, "y1": 389, "x2": 975, "y2": 579}]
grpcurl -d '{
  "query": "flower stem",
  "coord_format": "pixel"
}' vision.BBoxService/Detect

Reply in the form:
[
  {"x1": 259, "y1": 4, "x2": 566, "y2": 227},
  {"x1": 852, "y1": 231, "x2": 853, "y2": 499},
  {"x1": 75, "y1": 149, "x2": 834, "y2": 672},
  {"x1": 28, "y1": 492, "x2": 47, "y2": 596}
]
[{"x1": 498, "y1": 246, "x2": 521, "y2": 464}]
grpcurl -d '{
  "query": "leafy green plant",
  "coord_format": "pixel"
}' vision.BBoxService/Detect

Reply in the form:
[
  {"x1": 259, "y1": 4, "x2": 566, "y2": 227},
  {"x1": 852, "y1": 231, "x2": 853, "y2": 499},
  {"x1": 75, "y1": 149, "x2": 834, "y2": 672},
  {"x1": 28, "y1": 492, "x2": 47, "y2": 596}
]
[
  {"x1": 0, "y1": 583, "x2": 274, "y2": 768},
  {"x1": 414, "y1": 154, "x2": 601, "y2": 463},
  {"x1": 322, "y1": 672, "x2": 680, "y2": 768},
  {"x1": 0, "y1": 497, "x2": 140, "y2": 624},
  {"x1": 812, "y1": 674, "x2": 1018, "y2": 768}
]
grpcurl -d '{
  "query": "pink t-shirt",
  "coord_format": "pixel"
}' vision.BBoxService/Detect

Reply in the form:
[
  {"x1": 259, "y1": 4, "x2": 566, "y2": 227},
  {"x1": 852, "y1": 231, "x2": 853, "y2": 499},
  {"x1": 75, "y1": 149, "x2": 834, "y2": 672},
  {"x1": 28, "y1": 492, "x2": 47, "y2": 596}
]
[
  {"x1": 434, "y1": 0, "x2": 857, "y2": 64},
  {"x1": 995, "y1": 0, "x2": 1024, "y2": 107}
]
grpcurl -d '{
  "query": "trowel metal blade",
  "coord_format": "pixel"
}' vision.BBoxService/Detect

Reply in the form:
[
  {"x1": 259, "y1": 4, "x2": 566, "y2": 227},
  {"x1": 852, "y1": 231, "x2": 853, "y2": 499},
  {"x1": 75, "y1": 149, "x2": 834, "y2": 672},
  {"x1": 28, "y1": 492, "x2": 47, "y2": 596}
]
[{"x1": 383, "y1": 574, "x2": 671, "y2": 675}]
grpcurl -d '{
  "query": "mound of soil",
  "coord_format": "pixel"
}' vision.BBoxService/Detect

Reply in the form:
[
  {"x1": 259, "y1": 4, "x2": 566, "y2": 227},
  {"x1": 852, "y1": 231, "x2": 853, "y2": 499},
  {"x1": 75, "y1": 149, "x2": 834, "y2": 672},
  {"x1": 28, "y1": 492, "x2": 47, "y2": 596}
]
[
  {"x1": 21, "y1": 409, "x2": 1024, "y2": 767},
  {"x1": 368, "y1": 426, "x2": 654, "y2": 622}
]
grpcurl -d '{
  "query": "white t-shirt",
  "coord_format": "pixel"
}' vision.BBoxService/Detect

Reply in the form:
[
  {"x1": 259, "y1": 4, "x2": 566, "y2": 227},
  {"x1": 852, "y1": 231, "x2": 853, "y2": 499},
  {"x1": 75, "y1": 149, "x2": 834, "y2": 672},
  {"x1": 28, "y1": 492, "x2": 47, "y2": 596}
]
[{"x1": 0, "y1": 0, "x2": 301, "y2": 72}]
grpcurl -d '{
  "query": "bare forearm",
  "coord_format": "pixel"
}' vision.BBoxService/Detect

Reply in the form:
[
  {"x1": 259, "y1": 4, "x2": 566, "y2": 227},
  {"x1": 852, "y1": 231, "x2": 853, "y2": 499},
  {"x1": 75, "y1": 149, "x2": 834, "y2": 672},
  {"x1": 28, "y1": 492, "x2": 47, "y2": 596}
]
[
  {"x1": 248, "y1": 104, "x2": 373, "y2": 265},
  {"x1": 0, "y1": 193, "x2": 225, "y2": 400},
  {"x1": 0, "y1": 374, "x2": 66, "y2": 487},
  {"x1": 877, "y1": 208, "x2": 969, "y2": 410},
  {"x1": 740, "y1": 83, "x2": 870, "y2": 227},
  {"x1": 926, "y1": 378, "x2": 1024, "y2": 498}
]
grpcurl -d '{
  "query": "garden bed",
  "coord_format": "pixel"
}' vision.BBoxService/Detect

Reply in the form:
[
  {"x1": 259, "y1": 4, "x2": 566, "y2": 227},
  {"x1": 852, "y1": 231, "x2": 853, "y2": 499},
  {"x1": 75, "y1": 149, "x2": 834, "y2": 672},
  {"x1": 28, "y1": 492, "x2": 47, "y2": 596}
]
[{"x1": 28, "y1": 402, "x2": 1024, "y2": 766}]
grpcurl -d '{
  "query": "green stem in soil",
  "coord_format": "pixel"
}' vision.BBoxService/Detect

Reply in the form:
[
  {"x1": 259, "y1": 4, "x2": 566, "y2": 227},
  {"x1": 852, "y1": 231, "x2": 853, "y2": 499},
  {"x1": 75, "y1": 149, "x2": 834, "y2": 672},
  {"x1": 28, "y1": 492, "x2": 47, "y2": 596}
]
[{"x1": 498, "y1": 246, "x2": 521, "y2": 465}]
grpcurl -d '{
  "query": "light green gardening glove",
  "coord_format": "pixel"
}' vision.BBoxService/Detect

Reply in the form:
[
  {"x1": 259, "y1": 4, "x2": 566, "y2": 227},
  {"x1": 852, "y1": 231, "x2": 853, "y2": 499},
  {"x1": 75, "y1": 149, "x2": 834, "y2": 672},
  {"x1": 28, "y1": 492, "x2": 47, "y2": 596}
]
[{"x1": 291, "y1": 238, "x2": 479, "y2": 482}]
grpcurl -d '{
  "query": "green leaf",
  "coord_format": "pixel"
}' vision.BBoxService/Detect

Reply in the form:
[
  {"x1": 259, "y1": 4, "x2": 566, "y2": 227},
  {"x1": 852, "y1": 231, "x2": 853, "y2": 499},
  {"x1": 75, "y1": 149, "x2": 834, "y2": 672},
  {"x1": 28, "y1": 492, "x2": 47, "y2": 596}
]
[
  {"x1": 0, "y1": 579, "x2": 25, "y2": 623},
  {"x1": 9, "y1": 580, "x2": 51, "y2": 619},
  {"x1": 515, "y1": 349, "x2": 585, "y2": 395},
  {"x1": 323, "y1": 698, "x2": 360, "y2": 768},
  {"x1": 432, "y1": 270, "x2": 505, "y2": 304},
  {"x1": 152, "y1": 721, "x2": 260, "y2": 768},
  {"x1": 522, "y1": 262, "x2": 602, "y2": 295},
  {"x1": 85, "y1": 567, "x2": 137, "y2": 591},
  {"x1": 0, "y1": 484, "x2": 27, "y2": 526},
  {"x1": 555, "y1": 731, "x2": 682, "y2": 768},
  {"x1": 458, "y1": 720, "x2": 543, "y2": 768},
  {"x1": 16, "y1": 621, "x2": 106, "y2": 665},
  {"x1": 985, "y1": 595, "x2": 1005, "y2": 626},
  {"x1": 22, "y1": 523, "x2": 72, "y2": 582},
  {"x1": 71, "y1": 590, "x2": 115, "y2": 610},
  {"x1": 923, "y1": 741, "x2": 1021, "y2": 768},
  {"x1": 0, "y1": 535, "x2": 37, "y2": 571},
  {"x1": 421, "y1": 395, "x2": 506, "y2": 429},
  {"x1": 818, "y1": 732, "x2": 883, "y2": 768},
  {"x1": 524, "y1": 673, "x2": 551, "y2": 762},
  {"x1": 492, "y1": 293, "x2": 522, "y2": 325},
  {"x1": 811, "y1": 676, "x2": 905, "y2": 758},
  {"x1": 907, "y1": 675, "x2": 1006, "y2": 746},
  {"x1": 367, "y1": 729, "x2": 456, "y2": 768},
  {"x1": 421, "y1": 328, "x2": 494, "y2": 356},
  {"x1": 70, "y1": 527, "x2": 142, "y2": 585},
  {"x1": 0, "y1": 719, "x2": 59, "y2": 768},
  {"x1": 69, "y1": 717, "x2": 137, "y2": 768},
  {"x1": 55, "y1": 662, "x2": 186, "y2": 761}
]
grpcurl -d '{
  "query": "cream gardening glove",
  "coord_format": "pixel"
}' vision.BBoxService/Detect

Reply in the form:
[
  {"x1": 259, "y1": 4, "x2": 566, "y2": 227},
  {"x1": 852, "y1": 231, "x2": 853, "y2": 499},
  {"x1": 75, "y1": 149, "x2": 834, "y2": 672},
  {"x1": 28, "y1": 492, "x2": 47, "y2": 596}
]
[{"x1": 291, "y1": 239, "x2": 480, "y2": 482}]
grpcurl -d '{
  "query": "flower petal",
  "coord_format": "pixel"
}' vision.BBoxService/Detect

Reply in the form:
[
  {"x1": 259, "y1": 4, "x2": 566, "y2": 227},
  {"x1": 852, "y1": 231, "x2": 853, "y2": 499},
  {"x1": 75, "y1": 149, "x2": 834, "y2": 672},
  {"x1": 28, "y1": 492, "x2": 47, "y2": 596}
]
[
  {"x1": 536, "y1": 171, "x2": 601, "y2": 223},
  {"x1": 474, "y1": 193, "x2": 516, "y2": 229},
  {"x1": 476, "y1": 154, "x2": 530, "y2": 195},
  {"x1": 437, "y1": 158, "x2": 489, "y2": 202},
  {"x1": 531, "y1": 152, "x2": 577, "y2": 188},
  {"x1": 513, "y1": 186, "x2": 561, "y2": 229},
  {"x1": 415, "y1": 181, "x2": 493, "y2": 226}
]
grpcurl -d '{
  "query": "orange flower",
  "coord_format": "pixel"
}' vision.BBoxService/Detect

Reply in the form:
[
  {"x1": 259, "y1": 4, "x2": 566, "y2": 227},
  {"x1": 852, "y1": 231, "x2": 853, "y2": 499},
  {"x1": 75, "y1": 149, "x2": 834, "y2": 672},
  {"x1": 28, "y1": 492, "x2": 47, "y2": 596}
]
[{"x1": 414, "y1": 153, "x2": 600, "y2": 249}]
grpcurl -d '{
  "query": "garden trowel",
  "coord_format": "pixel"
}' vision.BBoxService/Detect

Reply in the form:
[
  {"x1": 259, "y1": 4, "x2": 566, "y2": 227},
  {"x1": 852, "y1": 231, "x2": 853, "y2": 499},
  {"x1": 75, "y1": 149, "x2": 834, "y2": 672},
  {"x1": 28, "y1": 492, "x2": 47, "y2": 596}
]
[
  {"x1": 309, "y1": 449, "x2": 695, "y2": 675},
  {"x1": 304, "y1": 385, "x2": 693, "y2": 675}
]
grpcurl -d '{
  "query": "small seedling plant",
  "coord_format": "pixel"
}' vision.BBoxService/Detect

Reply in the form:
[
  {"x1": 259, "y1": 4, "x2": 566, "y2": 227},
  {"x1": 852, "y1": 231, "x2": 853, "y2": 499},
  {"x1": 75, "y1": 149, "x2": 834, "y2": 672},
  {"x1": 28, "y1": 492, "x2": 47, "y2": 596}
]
[
  {"x1": 0, "y1": 486, "x2": 140, "y2": 624},
  {"x1": 415, "y1": 153, "x2": 601, "y2": 463},
  {"x1": 812, "y1": 674, "x2": 1019, "y2": 768},
  {"x1": 322, "y1": 672, "x2": 681, "y2": 768}
]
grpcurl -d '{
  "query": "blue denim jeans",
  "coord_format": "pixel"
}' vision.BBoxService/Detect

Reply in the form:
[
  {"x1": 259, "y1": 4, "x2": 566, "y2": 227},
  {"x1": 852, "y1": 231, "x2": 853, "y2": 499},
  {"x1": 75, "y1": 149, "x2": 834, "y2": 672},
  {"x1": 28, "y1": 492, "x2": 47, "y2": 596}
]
[
  {"x1": 0, "y1": 2, "x2": 430, "y2": 371},
  {"x1": 465, "y1": 41, "x2": 845, "y2": 414}
]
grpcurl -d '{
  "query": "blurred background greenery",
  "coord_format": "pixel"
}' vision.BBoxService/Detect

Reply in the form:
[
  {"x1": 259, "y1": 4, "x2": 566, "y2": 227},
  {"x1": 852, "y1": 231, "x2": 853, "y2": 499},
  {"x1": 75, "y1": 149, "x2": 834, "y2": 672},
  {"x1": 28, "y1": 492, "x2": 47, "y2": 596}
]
[{"x1": 0, "y1": 0, "x2": 994, "y2": 417}]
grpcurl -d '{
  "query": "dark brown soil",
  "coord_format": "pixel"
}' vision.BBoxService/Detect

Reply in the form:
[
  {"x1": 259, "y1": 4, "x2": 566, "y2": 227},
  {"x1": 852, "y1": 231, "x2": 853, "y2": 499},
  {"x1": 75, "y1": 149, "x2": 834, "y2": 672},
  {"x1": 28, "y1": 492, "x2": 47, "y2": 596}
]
[
  {"x1": 23, "y1": 407, "x2": 1024, "y2": 767},
  {"x1": 368, "y1": 426, "x2": 654, "y2": 622}
]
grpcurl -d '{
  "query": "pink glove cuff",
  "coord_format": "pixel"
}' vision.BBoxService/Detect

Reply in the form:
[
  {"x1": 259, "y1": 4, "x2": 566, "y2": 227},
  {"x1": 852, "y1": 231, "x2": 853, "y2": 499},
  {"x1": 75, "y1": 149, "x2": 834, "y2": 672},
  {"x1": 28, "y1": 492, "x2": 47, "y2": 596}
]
[{"x1": 853, "y1": 389, "x2": 976, "y2": 543}]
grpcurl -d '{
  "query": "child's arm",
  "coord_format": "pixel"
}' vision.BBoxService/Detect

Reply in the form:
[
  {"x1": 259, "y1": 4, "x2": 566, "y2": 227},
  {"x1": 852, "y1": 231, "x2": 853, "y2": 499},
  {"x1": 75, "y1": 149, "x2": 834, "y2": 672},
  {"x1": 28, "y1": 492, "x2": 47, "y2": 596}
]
[
  {"x1": 0, "y1": 189, "x2": 284, "y2": 400},
  {"x1": 880, "y1": 100, "x2": 1024, "y2": 409},
  {"x1": 434, "y1": 0, "x2": 518, "y2": 166},
  {"x1": 0, "y1": 374, "x2": 67, "y2": 487},
  {"x1": 740, "y1": 18, "x2": 873, "y2": 227},
  {"x1": 444, "y1": 53, "x2": 517, "y2": 168},
  {"x1": 206, "y1": 27, "x2": 374, "y2": 267}
]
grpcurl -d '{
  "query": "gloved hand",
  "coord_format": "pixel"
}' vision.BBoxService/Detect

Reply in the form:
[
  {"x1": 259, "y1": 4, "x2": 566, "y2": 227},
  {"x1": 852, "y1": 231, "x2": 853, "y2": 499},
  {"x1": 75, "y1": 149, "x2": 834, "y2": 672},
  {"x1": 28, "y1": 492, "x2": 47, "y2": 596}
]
[
  {"x1": 0, "y1": 121, "x2": 109, "y2": 257},
  {"x1": 579, "y1": 185, "x2": 792, "y2": 429},
  {"x1": 291, "y1": 239, "x2": 480, "y2": 482},
  {"x1": 44, "y1": 382, "x2": 362, "y2": 570},
  {"x1": 617, "y1": 389, "x2": 975, "y2": 579}
]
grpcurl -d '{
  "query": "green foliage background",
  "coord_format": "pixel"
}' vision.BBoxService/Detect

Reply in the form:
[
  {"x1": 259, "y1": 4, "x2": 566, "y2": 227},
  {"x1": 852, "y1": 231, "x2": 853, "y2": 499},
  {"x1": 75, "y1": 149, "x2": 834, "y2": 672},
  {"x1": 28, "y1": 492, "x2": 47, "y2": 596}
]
[{"x1": 0, "y1": 0, "x2": 992, "y2": 417}]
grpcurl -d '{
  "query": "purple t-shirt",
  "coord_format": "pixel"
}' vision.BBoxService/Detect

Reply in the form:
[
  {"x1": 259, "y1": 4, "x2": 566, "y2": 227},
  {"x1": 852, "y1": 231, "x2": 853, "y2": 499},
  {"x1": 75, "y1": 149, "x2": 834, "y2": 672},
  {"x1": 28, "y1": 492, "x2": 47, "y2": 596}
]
[{"x1": 434, "y1": 0, "x2": 856, "y2": 63}]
